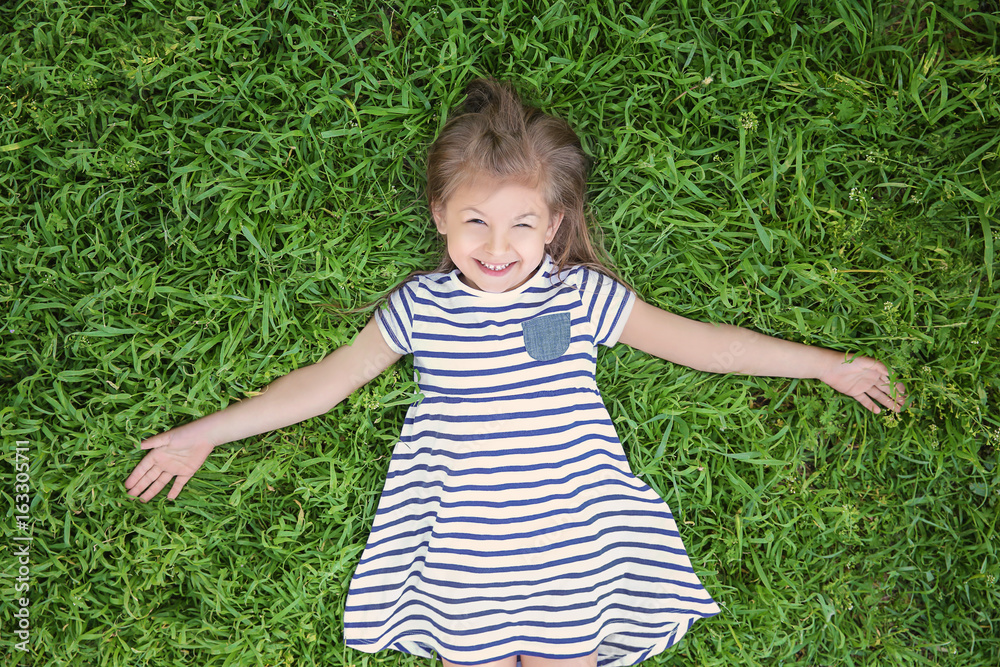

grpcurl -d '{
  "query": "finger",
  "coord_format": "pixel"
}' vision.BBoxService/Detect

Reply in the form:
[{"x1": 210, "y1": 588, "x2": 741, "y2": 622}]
[
  {"x1": 140, "y1": 432, "x2": 170, "y2": 450},
  {"x1": 128, "y1": 467, "x2": 165, "y2": 497},
  {"x1": 871, "y1": 384, "x2": 909, "y2": 413},
  {"x1": 878, "y1": 382, "x2": 907, "y2": 410},
  {"x1": 854, "y1": 392, "x2": 880, "y2": 414},
  {"x1": 125, "y1": 457, "x2": 154, "y2": 489},
  {"x1": 870, "y1": 389, "x2": 900, "y2": 413},
  {"x1": 890, "y1": 383, "x2": 907, "y2": 408},
  {"x1": 167, "y1": 475, "x2": 192, "y2": 500},
  {"x1": 139, "y1": 472, "x2": 172, "y2": 503}
]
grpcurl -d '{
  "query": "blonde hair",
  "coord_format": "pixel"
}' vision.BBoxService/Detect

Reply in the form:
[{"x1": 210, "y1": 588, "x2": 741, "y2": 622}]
[
  {"x1": 424, "y1": 77, "x2": 624, "y2": 282},
  {"x1": 332, "y1": 78, "x2": 627, "y2": 315}
]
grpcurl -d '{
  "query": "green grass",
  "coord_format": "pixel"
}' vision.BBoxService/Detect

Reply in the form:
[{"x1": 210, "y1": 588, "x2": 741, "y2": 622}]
[{"x1": 2, "y1": 0, "x2": 999, "y2": 665}]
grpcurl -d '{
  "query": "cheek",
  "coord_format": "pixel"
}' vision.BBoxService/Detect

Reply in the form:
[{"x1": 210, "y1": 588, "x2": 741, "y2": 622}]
[{"x1": 447, "y1": 229, "x2": 477, "y2": 252}]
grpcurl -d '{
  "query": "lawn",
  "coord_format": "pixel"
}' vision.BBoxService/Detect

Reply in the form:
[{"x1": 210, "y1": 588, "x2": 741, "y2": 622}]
[{"x1": 1, "y1": 0, "x2": 999, "y2": 665}]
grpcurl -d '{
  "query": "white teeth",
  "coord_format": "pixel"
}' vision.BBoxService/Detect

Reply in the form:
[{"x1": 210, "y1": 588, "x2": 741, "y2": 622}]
[{"x1": 481, "y1": 261, "x2": 511, "y2": 271}]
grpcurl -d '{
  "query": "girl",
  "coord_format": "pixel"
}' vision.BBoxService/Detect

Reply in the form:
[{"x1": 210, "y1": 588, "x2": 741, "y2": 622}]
[{"x1": 125, "y1": 78, "x2": 905, "y2": 667}]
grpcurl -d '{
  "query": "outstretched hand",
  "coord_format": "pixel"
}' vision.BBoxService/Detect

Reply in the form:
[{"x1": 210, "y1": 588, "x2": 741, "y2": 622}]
[
  {"x1": 125, "y1": 426, "x2": 216, "y2": 502},
  {"x1": 820, "y1": 354, "x2": 906, "y2": 414}
]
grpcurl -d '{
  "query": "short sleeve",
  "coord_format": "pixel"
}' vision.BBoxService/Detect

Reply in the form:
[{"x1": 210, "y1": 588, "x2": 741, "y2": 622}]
[
  {"x1": 374, "y1": 280, "x2": 418, "y2": 355},
  {"x1": 571, "y1": 268, "x2": 636, "y2": 347}
]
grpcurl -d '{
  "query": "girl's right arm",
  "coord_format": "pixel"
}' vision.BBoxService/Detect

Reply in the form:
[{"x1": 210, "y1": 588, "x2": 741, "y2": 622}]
[{"x1": 124, "y1": 318, "x2": 402, "y2": 502}]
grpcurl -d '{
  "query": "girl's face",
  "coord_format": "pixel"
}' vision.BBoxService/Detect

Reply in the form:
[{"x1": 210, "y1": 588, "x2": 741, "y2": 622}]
[{"x1": 433, "y1": 179, "x2": 563, "y2": 293}]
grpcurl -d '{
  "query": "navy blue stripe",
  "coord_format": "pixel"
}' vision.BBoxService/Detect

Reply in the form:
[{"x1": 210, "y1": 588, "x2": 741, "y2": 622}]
[
  {"x1": 408, "y1": 401, "x2": 604, "y2": 425},
  {"x1": 422, "y1": 276, "x2": 571, "y2": 304},
  {"x1": 368, "y1": 500, "x2": 671, "y2": 542},
  {"x1": 416, "y1": 351, "x2": 594, "y2": 379},
  {"x1": 417, "y1": 289, "x2": 564, "y2": 315},
  {"x1": 378, "y1": 282, "x2": 417, "y2": 353},
  {"x1": 348, "y1": 556, "x2": 708, "y2": 603},
  {"x1": 392, "y1": 437, "x2": 602, "y2": 463},
  {"x1": 379, "y1": 461, "x2": 630, "y2": 500},
  {"x1": 393, "y1": 434, "x2": 612, "y2": 462},
  {"x1": 375, "y1": 309, "x2": 407, "y2": 355},
  {"x1": 413, "y1": 329, "x2": 523, "y2": 344},
  {"x1": 349, "y1": 632, "x2": 650, "y2": 667},
  {"x1": 599, "y1": 288, "x2": 632, "y2": 346},
  {"x1": 385, "y1": 444, "x2": 621, "y2": 484},
  {"x1": 346, "y1": 601, "x2": 710, "y2": 627},
  {"x1": 358, "y1": 525, "x2": 687, "y2": 569},
  {"x1": 591, "y1": 276, "x2": 616, "y2": 345},
  {"x1": 417, "y1": 386, "x2": 598, "y2": 406},
  {"x1": 354, "y1": 538, "x2": 697, "y2": 579},
  {"x1": 400, "y1": 418, "x2": 615, "y2": 446},
  {"x1": 345, "y1": 608, "x2": 691, "y2": 652},
  {"x1": 368, "y1": 492, "x2": 669, "y2": 537},
  {"x1": 396, "y1": 284, "x2": 416, "y2": 346},
  {"x1": 414, "y1": 312, "x2": 586, "y2": 333},
  {"x1": 346, "y1": 575, "x2": 713, "y2": 614},
  {"x1": 409, "y1": 294, "x2": 576, "y2": 319},
  {"x1": 416, "y1": 369, "x2": 596, "y2": 397},
  {"x1": 620, "y1": 646, "x2": 654, "y2": 667},
  {"x1": 346, "y1": 597, "x2": 712, "y2": 631},
  {"x1": 601, "y1": 639, "x2": 660, "y2": 657},
  {"x1": 374, "y1": 476, "x2": 652, "y2": 518},
  {"x1": 414, "y1": 334, "x2": 592, "y2": 360},
  {"x1": 363, "y1": 508, "x2": 677, "y2": 554}
]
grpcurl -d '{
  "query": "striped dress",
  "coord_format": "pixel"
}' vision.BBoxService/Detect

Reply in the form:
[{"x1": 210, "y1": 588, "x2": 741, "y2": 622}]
[{"x1": 343, "y1": 256, "x2": 720, "y2": 666}]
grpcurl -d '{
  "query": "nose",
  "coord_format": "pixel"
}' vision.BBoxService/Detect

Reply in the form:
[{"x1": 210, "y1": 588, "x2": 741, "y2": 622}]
[{"x1": 485, "y1": 226, "x2": 510, "y2": 255}]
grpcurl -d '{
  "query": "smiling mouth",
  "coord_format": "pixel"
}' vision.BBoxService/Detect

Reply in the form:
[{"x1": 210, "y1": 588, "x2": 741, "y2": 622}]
[{"x1": 478, "y1": 260, "x2": 514, "y2": 272}]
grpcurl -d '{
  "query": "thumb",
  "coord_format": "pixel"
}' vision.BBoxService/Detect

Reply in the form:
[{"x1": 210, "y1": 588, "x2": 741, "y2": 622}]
[{"x1": 140, "y1": 432, "x2": 171, "y2": 450}]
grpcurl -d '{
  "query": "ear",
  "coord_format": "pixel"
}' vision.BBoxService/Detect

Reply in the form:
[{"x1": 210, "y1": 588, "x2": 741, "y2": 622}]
[
  {"x1": 431, "y1": 200, "x2": 447, "y2": 234},
  {"x1": 544, "y1": 210, "x2": 565, "y2": 244}
]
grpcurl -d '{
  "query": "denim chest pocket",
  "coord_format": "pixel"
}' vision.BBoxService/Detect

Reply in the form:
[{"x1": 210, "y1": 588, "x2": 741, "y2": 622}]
[{"x1": 521, "y1": 312, "x2": 571, "y2": 361}]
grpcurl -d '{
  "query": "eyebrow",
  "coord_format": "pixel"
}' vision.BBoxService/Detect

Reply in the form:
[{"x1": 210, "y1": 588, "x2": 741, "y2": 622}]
[{"x1": 461, "y1": 207, "x2": 539, "y2": 221}]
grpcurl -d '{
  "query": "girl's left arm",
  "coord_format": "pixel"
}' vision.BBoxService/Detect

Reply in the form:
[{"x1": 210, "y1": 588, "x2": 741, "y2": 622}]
[{"x1": 618, "y1": 298, "x2": 906, "y2": 414}]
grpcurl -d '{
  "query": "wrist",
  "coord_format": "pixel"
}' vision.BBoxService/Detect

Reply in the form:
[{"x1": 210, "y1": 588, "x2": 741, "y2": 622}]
[
  {"x1": 815, "y1": 348, "x2": 849, "y2": 384},
  {"x1": 180, "y1": 415, "x2": 225, "y2": 450}
]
